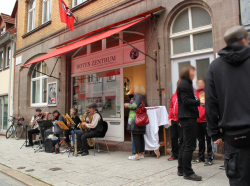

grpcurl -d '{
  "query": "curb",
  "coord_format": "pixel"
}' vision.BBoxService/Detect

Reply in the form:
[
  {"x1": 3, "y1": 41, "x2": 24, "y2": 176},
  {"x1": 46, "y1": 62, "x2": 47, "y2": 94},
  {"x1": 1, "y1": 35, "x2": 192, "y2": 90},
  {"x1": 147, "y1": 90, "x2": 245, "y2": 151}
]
[{"x1": 0, "y1": 164, "x2": 49, "y2": 186}]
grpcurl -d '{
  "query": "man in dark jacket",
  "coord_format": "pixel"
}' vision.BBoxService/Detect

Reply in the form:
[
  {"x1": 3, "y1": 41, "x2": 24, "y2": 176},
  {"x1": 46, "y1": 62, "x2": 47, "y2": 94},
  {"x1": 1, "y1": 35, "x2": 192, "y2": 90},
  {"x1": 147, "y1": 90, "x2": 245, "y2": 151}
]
[{"x1": 205, "y1": 26, "x2": 250, "y2": 186}]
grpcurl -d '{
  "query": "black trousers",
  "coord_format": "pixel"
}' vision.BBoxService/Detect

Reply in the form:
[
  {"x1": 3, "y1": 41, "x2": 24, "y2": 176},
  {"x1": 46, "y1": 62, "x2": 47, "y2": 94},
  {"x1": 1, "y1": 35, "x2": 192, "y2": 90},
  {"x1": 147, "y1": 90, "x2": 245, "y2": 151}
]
[
  {"x1": 178, "y1": 118, "x2": 197, "y2": 176},
  {"x1": 64, "y1": 129, "x2": 71, "y2": 143},
  {"x1": 170, "y1": 120, "x2": 183, "y2": 158},
  {"x1": 224, "y1": 141, "x2": 250, "y2": 186},
  {"x1": 197, "y1": 122, "x2": 213, "y2": 161},
  {"x1": 133, "y1": 134, "x2": 145, "y2": 154},
  {"x1": 28, "y1": 128, "x2": 39, "y2": 145},
  {"x1": 77, "y1": 131, "x2": 102, "y2": 152}
]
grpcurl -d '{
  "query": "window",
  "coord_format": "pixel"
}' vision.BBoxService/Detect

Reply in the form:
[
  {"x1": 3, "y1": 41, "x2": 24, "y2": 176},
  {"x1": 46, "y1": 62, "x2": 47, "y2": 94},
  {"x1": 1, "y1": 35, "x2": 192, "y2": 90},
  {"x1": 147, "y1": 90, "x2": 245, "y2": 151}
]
[
  {"x1": 0, "y1": 96, "x2": 8, "y2": 130},
  {"x1": 73, "y1": 0, "x2": 88, "y2": 7},
  {"x1": 106, "y1": 34, "x2": 119, "y2": 49},
  {"x1": 170, "y1": 7, "x2": 213, "y2": 56},
  {"x1": 91, "y1": 40, "x2": 102, "y2": 53},
  {"x1": 31, "y1": 62, "x2": 48, "y2": 105},
  {"x1": 123, "y1": 32, "x2": 144, "y2": 44},
  {"x1": 42, "y1": 0, "x2": 51, "y2": 24},
  {"x1": 6, "y1": 45, "x2": 11, "y2": 67},
  {"x1": 0, "y1": 27, "x2": 5, "y2": 35},
  {"x1": 72, "y1": 69, "x2": 121, "y2": 118},
  {"x1": 28, "y1": 0, "x2": 36, "y2": 32},
  {"x1": 0, "y1": 51, "x2": 3, "y2": 70}
]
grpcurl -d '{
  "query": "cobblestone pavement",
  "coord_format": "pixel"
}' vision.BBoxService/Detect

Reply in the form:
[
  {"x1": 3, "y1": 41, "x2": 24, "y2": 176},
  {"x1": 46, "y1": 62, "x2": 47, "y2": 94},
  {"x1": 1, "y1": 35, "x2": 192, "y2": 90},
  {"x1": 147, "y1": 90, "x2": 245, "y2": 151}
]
[
  {"x1": 0, "y1": 136, "x2": 229, "y2": 186},
  {"x1": 0, "y1": 171, "x2": 27, "y2": 186}
]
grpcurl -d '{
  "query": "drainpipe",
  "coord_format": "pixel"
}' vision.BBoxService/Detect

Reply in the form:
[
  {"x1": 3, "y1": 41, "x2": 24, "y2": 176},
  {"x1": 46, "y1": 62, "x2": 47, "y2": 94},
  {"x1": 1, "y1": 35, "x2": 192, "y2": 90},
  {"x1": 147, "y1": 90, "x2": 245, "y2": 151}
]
[{"x1": 7, "y1": 32, "x2": 16, "y2": 117}]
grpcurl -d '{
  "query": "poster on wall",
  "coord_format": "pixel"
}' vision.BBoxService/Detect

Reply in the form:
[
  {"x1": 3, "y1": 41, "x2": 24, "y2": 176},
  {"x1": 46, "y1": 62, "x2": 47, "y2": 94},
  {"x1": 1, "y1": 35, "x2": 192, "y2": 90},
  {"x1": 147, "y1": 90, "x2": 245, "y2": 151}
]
[{"x1": 48, "y1": 82, "x2": 57, "y2": 106}]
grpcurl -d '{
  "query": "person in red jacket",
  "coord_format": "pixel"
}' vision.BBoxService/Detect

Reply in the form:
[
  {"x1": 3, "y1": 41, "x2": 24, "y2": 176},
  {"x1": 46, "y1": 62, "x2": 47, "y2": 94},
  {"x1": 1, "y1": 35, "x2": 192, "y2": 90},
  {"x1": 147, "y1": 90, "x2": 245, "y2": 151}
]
[
  {"x1": 192, "y1": 78, "x2": 214, "y2": 165},
  {"x1": 168, "y1": 80, "x2": 182, "y2": 161}
]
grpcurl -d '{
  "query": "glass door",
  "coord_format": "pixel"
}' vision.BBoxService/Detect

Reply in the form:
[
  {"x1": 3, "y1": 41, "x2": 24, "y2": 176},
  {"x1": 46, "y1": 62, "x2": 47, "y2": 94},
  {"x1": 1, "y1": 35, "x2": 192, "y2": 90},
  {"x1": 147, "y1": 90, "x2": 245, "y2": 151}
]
[
  {"x1": 0, "y1": 98, "x2": 2, "y2": 132},
  {"x1": 171, "y1": 52, "x2": 214, "y2": 94}
]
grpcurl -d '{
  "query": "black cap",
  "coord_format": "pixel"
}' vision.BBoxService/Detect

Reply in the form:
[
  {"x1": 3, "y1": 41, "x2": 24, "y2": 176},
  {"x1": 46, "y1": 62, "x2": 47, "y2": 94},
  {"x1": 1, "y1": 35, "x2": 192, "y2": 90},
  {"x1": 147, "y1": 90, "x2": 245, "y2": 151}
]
[
  {"x1": 88, "y1": 103, "x2": 97, "y2": 109},
  {"x1": 36, "y1": 108, "x2": 42, "y2": 112}
]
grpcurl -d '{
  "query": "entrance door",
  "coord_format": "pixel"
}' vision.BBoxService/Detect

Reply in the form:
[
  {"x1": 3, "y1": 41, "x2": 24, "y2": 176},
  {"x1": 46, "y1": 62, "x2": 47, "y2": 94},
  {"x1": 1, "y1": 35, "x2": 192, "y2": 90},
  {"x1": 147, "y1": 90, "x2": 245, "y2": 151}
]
[
  {"x1": 123, "y1": 64, "x2": 146, "y2": 141},
  {"x1": 171, "y1": 53, "x2": 214, "y2": 94},
  {"x1": 0, "y1": 96, "x2": 8, "y2": 133}
]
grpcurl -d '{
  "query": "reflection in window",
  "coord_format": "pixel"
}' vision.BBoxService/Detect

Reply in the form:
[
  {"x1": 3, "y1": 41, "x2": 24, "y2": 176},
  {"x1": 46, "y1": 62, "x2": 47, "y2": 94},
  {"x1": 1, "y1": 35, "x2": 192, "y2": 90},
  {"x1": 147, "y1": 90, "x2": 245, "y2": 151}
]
[
  {"x1": 123, "y1": 32, "x2": 144, "y2": 44},
  {"x1": 72, "y1": 69, "x2": 121, "y2": 118},
  {"x1": 91, "y1": 40, "x2": 102, "y2": 53},
  {"x1": 31, "y1": 62, "x2": 48, "y2": 105}
]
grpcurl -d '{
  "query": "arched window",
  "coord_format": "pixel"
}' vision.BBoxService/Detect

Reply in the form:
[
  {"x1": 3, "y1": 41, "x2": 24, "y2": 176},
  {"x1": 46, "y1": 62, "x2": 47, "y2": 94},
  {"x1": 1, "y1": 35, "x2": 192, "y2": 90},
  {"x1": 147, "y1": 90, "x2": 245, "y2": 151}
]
[
  {"x1": 28, "y1": 0, "x2": 36, "y2": 32},
  {"x1": 42, "y1": 0, "x2": 51, "y2": 24},
  {"x1": 170, "y1": 7, "x2": 213, "y2": 56},
  {"x1": 31, "y1": 62, "x2": 48, "y2": 105}
]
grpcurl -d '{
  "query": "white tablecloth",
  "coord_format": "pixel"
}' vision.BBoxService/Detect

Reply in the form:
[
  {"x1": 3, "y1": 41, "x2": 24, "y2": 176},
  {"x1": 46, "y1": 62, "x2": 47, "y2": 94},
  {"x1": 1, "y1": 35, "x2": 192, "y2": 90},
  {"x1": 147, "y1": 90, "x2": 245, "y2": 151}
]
[{"x1": 144, "y1": 106, "x2": 169, "y2": 151}]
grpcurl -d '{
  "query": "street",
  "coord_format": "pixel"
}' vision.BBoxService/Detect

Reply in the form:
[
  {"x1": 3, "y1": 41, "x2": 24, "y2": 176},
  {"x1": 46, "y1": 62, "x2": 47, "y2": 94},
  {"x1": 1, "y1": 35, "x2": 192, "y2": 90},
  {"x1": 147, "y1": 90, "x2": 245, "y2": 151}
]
[{"x1": 0, "y1": 136, "x2": 229, "y2": 186}]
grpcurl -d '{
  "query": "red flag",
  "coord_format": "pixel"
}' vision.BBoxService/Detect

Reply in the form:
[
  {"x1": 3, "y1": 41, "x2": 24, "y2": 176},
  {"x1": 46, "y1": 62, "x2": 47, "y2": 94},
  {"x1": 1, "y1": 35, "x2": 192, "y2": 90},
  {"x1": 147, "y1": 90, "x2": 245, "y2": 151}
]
[{"x1": 59, "y1": 0, "x2": 75, "y2": 31}]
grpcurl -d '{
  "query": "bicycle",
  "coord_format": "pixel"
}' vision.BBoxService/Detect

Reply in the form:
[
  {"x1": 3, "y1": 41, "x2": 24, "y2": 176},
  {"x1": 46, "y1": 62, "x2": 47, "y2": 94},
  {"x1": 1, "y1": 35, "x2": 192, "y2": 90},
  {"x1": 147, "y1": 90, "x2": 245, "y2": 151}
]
[{"x1": 6, "y1": 116, "x2": 25, "y2": 140}]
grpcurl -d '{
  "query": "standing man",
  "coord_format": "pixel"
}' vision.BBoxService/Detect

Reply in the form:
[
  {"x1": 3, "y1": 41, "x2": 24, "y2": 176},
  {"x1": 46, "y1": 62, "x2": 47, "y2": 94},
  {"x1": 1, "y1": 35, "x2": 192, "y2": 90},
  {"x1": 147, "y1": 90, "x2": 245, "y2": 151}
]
[{"x1": 205, "y1": 26, "x2": 250, "y2": 186}]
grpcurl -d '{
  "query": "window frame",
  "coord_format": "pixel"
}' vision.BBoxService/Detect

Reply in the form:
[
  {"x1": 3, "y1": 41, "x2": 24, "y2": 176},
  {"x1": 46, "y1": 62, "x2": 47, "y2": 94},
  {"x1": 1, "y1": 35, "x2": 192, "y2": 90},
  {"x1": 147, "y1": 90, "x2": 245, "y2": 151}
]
[
  {"x1": 72, "y1": 0, "x2": 88, "y2": 7},
  {"x1": 5, "y1": 43, "x2": 11, "y2": 68},
  {"x1": 31, "y1": 62, "x2": 48, "y2": 107},
  {"x1": 27, "y1": 0, "x2": 36, "y2": 32},
  {"x1": 170, "y1": 6, "x2": 213, "y2": 58},
  {"x1": 42, "y1": 0, "x2": 52, "y2": 24}
]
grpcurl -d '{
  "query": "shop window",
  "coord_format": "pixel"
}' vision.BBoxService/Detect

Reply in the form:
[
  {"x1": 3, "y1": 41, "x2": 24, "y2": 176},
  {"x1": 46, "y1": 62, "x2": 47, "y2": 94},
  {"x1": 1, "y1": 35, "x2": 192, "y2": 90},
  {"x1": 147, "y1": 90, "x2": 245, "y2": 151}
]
[
  {"x1": 0, "y1": 51, "x2": 3, "y2": 70},
  {"x1": 123, "y1": 32, "x2": 144, "y2": 44},
  {"x1": 28, "y1": 0, "x2": 36, "y2": 32},
  {"x1": 31, "y1": 62, "x2": 48, "y2": 105},
  {"x1": 170, "y1": 7, "x2": 213, "y2": 56},
  {"x1": 91, "y1": 40, "x2": 102, "y2": 53},
  {"x1": 6, "y1": 45, "x2": 11, "y2": 67},
  {"x1": 72, "y1": 69, "x2": 121, "y2": 118},
  {"x1": 73, "y1": 45, "x2": 87, "y2": 58},
  {"x1": 73, "y1": 0, "x2": 88, "y2": 7},
  {"x1": 42, "y1": 0, "x2": 51, "y2": 24},
  {"x1": 106, "y1": 34, "x2": 119, "y2": 49}
]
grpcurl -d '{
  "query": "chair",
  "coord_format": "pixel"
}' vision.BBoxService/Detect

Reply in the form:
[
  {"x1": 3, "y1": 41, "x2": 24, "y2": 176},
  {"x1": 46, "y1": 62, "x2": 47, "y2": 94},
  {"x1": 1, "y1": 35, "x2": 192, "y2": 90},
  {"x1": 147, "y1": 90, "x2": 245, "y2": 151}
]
[{"x1": 93, "y1": 121, "x2": 110, "y2": 156}]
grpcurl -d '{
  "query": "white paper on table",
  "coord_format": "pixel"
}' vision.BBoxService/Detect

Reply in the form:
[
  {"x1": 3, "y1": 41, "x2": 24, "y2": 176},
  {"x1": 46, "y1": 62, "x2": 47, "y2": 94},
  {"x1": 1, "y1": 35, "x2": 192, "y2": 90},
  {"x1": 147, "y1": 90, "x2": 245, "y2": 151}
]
[{"x1": 144, "y1": 106, "x2": 169, "y2": 151}]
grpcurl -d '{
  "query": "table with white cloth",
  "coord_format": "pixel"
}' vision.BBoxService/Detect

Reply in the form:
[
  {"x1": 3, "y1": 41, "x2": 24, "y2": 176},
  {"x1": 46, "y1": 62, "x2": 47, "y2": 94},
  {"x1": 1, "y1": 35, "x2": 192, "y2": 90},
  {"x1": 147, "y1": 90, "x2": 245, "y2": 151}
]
[{"x1": 144, "y1": 106, "x2": 169, "y2": 158}]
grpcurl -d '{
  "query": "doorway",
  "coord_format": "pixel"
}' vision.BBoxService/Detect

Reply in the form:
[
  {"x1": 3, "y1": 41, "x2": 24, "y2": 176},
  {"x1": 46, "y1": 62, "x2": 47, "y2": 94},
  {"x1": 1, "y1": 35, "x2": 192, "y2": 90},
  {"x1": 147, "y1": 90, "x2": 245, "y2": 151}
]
[
  {"x1": 0, "y1": 96, "x2": 8, "y2": 133},
  {"x1": 123, "y1": 64, "x2": 146, "y2": 141}
]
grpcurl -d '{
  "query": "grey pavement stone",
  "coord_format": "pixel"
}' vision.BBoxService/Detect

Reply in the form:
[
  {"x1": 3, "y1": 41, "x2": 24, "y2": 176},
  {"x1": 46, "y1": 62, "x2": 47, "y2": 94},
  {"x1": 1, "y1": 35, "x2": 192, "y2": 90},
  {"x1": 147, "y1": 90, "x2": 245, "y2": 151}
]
[
  {"x1": 0, "y1": 171, "x2": 27, "y2": 186},
  {"x1": 0, "y1": 136, "x2": 229, "y2": 186}
]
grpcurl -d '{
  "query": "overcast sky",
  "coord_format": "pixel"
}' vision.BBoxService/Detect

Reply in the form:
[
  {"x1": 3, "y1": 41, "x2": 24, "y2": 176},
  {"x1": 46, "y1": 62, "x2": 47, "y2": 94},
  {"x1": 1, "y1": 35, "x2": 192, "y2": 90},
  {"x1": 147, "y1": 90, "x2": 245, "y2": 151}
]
[{"x1": 0, "y1": 0, "x2": 17, "y2": 16}]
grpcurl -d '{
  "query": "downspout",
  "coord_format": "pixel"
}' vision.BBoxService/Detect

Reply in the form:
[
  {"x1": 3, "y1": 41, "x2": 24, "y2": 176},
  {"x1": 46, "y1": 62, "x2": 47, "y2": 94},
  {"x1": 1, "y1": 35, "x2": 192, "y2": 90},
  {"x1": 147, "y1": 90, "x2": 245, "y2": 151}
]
[{"x1": 7, "y1": 32, "x2": 16, "y2": 116}]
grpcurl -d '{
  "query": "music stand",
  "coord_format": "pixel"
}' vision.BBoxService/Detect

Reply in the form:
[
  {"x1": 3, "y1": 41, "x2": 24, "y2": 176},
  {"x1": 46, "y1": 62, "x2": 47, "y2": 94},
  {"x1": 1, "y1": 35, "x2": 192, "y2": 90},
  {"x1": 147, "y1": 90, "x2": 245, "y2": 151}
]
[
  {"x1": 34, "y1": 120, "x2": 53, "y2": 153},
  {"x1": 20, "y1": 121, "x2": 30, "y2": 149}
]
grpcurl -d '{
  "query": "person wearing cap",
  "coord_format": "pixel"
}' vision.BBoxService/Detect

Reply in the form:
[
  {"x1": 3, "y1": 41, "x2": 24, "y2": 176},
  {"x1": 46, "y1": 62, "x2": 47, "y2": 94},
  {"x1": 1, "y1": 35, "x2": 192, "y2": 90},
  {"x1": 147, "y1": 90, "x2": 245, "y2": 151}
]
[
  {"x1": 205, "y1": 26, "x2": 250, "y2": 185},
  {"x1": 77, "y1": 103, "x2": 104, "y2": 156},
  {"x1": 27, "y1": 108, "x2": 45, "y2": 147}
]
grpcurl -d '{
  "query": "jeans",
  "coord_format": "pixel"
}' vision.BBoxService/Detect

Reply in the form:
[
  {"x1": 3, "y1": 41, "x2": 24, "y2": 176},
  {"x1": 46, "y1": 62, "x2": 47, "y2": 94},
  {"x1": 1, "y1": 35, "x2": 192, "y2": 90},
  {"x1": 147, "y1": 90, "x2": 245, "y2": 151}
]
[
  {"x1": 71, "y1": 130, "x2": 82, "y2": 146},
  {"x1": 131, "y1": 133, "x2": 136, "y2": 153},
  {"x1": 28, "y1": 128, "x2": 40, "y2": 145},
  {"x1": 133, "y1": 134, "x2": 145, "y2": 154},
  {"x1": 178, "y1": 118, "x2": 197, "y2": 176},
  {"x1": 197, "y1": 122, "x2": 213, "y2": 161},
  {"x1": 77, "y1": 131, "x2": 102, "y2": 152},
  {"x1": 224, "y1": 141, "x2": 250, "y2": 186},
  {"x1": 170, "y1": 120, "x2": 183, "y2": 158}
]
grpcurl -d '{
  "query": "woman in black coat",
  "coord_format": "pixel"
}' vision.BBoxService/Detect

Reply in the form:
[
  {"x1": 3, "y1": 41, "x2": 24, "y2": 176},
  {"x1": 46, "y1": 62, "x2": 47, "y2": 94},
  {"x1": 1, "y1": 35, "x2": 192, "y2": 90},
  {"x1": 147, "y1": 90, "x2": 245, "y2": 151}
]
[
  {"x1": 125, "y1": 84, "x2": 147, "y2": 161},
  {"x1": 177, "y1": 66, "x2": 205, "y2": 181}
]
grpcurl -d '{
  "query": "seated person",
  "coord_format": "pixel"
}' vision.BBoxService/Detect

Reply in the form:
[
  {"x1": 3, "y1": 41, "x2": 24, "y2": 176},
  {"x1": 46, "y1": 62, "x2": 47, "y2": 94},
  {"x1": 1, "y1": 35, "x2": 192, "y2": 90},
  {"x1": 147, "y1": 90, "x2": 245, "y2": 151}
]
[
  {"x1": 44, "y1": 110, "x2": 65, "y2": 139},
  {"x1": 62, "y1": 108, "x2": 81, "y2": 149},
  {"x1": 77, "y1": 103, "x2": 103, "y2": 156},
  {"x1": 27, "y1": 108, "x2": 47, "y2": 147}
]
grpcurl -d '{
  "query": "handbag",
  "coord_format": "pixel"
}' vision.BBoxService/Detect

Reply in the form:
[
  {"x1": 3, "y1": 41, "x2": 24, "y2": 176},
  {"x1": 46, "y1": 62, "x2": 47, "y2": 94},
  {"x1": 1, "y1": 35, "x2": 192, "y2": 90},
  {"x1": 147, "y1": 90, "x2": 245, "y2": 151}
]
[{"x1": 135, "y1": 96, "x2": 149, "y2": 127}]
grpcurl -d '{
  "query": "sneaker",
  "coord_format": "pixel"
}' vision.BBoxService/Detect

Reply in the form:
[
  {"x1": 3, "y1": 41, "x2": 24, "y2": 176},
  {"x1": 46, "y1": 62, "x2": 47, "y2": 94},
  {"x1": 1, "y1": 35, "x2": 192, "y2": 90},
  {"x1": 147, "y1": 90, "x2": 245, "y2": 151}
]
[
  {"x1": 128, "y1": 156, "x2": 140, "y2": 161},
  {"x1": 139, "y1": 155, "x2": 144, "y2": 159},
  {"x1": 192, "y1": 158, "x2": 203, "y2": 164},
  {"x1": 184, "y1": 174, "x2": 202, "y2": 181},
  {"x1": 219, "y1": 165, "x2": 225, "y2": 170},
  {"x1": 204, "y1": 160, "x2": 213, "y2": 166},
  {"x1": 168, "y1": 156, "x2": 178, "y2": 161}
]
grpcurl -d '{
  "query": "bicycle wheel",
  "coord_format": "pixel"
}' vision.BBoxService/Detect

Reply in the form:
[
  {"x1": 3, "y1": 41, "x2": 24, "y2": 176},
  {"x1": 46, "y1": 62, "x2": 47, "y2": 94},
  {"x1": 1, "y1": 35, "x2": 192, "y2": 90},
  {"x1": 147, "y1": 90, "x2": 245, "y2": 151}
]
[
  {"x1": 15, "y1": 124, "x2": 23, "y2": 140},
  {"x1": 6, "y1": 125, "x2": 14, "y2": 139}
]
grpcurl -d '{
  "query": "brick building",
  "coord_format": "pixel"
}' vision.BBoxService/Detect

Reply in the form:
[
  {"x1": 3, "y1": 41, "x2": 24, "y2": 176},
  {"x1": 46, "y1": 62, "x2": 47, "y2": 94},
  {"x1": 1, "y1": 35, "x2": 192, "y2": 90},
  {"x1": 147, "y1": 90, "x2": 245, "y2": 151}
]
[{"x1": 14, "y1": 0, "x2": 240, "y2": 154}]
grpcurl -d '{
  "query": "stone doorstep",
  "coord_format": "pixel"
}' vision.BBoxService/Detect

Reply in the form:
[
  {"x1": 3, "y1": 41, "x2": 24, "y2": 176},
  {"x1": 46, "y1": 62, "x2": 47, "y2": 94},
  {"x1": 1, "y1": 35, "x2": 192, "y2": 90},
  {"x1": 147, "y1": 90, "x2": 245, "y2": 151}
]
[
  {"x1": 97, "y1": 140, "x2": 224, "y2": 160},
  {"x1": 0, "y1": 165, "x2": 48, "y2": 186}
]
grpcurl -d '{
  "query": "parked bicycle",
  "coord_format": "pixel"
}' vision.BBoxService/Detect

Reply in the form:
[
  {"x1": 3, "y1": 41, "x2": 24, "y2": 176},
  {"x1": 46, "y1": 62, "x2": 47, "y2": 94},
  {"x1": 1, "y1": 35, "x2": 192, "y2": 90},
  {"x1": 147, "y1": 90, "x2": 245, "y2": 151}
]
[{"x1": 6, "y1": 116, "x2": 25, "y2": 140}]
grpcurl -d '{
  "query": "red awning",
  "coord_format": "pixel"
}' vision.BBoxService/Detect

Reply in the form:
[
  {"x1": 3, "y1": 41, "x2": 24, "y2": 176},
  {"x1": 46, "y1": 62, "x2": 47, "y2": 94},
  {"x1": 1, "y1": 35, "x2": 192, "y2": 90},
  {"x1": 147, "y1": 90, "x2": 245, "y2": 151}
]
[{"x1": 22, "y1": 16, "x2": 150, "y2": 67}]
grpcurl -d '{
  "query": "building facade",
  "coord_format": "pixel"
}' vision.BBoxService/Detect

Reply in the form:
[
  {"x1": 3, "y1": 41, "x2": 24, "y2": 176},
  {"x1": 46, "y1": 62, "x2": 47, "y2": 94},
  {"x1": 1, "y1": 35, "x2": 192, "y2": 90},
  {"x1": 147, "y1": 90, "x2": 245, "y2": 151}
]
[
  {"x1": 15, "y1": 0, "x2": 240, "y2": 153},
  {"x1": 0, "y1": 1, "x2": 18, "y2": 134}
]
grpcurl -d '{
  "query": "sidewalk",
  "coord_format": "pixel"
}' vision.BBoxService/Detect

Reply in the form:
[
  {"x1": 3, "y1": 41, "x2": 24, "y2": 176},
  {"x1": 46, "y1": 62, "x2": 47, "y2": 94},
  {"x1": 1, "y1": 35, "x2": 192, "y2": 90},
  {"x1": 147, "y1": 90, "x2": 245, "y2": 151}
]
[{"x1": 0, "y1": 136, "x2": 228, "y2": 186}]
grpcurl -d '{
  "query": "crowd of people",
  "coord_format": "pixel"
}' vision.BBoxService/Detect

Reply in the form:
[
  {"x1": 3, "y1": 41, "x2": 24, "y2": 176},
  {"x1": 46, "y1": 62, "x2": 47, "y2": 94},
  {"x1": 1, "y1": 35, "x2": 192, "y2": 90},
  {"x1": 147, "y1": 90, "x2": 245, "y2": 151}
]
[{"x1": 26, "y1": 25, "x2": 250, "y2": 185}]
